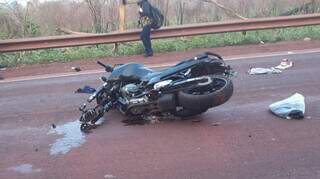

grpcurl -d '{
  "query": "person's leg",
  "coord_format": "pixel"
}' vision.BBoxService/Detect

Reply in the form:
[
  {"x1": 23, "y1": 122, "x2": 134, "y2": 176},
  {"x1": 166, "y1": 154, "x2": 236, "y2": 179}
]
[
  {"x1": 140, "y1": 27, "x2": 148, "y2": 54},
  {"x1": 145, "y1": 25, "x2": 153, "y2": 55},
  {"x1": 140, "y1": 25, "x2": 153, "y2": 56}
]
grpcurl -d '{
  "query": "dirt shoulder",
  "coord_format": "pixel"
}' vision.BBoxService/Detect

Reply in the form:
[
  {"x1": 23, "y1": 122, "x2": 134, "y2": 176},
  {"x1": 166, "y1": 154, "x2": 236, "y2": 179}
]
[{"x1": 1, "y1": 40, "x2": 320, "y2": 79}]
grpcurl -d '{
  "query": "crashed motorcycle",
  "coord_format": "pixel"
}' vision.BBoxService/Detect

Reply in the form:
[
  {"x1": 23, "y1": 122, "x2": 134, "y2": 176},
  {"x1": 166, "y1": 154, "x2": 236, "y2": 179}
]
[{"x1": 78, "y1": 52, "x2": 234, "y2": 132}]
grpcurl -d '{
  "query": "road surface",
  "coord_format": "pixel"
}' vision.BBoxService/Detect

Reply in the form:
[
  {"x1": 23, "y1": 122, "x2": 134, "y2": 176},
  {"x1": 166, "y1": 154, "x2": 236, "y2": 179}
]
[{"x1": 1, "y1": 50, "x2": 320, "y2": 179}]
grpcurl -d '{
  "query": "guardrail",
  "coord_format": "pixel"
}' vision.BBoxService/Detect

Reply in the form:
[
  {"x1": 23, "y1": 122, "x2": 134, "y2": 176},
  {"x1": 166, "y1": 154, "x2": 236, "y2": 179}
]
[{"x1": 1, "y1": 14, "x2": 320, "y2": 53}]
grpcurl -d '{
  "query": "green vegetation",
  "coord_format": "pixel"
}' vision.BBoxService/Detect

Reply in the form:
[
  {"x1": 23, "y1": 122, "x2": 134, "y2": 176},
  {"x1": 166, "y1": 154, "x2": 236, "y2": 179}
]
[{"x1": 1, "y1": 26, "x2": 320, "y2": 67}]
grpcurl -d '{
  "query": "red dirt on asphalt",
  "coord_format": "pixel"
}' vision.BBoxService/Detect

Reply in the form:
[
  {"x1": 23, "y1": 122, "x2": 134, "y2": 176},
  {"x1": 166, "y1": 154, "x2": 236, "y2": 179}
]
[{"x1": 2, "y1": 40, "x2": 320, "y2": 79}]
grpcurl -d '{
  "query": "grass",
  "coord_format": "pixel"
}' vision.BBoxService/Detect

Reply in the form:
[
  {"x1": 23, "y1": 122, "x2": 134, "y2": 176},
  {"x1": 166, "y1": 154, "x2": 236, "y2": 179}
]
[{"x1": 1, "y1": 26, "x2": 320, "y2": 67}]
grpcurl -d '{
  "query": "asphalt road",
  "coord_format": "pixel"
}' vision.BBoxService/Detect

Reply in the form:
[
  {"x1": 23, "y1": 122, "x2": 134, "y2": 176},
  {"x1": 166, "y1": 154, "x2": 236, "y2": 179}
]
[{"x1": 1, "y1": 51, "x2": 320, "y2": 179}]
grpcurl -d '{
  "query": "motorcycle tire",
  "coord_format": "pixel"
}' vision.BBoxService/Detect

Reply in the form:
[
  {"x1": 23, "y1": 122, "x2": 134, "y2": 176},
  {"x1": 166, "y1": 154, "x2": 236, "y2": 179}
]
[{"x1": 178, "y1": 75, "x2": 233, "y2": 110}]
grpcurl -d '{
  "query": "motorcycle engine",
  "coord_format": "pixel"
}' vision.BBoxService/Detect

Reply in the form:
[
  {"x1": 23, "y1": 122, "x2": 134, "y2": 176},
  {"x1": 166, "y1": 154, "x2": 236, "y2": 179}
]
[
  {"x1": 121, "y1": 84, "x2": 142, "y2": 98},
  {"x1": 118, "y1": 84, "x2": 149, "y2": 115},
  {"x1": 118, "y1": 83, "x2": 175, "y2": 116}
]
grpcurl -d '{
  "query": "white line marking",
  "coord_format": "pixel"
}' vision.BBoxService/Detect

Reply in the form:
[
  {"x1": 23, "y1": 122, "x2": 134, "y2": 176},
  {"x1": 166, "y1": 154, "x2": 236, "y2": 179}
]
[
  {"x1": 225, "y1": 48, "x2": 320, "y2": 61},
  {"x1": 1, "y1": 48, "x2": 320, "y2": 84}
]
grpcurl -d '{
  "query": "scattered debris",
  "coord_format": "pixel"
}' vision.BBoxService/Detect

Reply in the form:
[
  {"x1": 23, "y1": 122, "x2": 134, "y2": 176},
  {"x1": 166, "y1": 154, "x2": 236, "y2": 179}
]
[
  {"x1": 192, "y1": 118, "x2": 203, "y2": 122},
  {"x1": 143, "y1": 114, "x2": 176, "y2": 124},
  {"x1": 249, "y1": 58, "x2": 294, "y2": 75},
  {"x1": 248, "y1": 67, "x2": 281, "y2": 75},
  {"x1": 260, "y1": 41, "x2": 265, "y2": 44},
  {"x1": 275, "y1": 58, "x2": 294, "y2": 70},
  {"x1": 149, "y1": 117, "x2": 162, "y2": 124},
  {"x1": 229, "y1": 71, "x2": 238, "y2": 77},
  {"x1": 212, "y1": 122, "x2": 221, "y2": 126},
  {"x1": 104, "y1": 174, "x2": 116, "y2": 179},
  {"x1": 8, "y1": 164, "x2": 42, "y2": 174},
  {"x1": 75, "y1": 85, "x2": 96, "y2": 94},
  {"x1": 303, "y1": 37, "x2": 311, "y2": 41},
  {"x1": 71, "y1": 66, "x2": 81, "y2": 72},
  {"x1": 52, "y1": 123, "x2": 56, "y2": 129},
  {"x1": 269, "y1": 93, "x2": 305, "y2": 120}
]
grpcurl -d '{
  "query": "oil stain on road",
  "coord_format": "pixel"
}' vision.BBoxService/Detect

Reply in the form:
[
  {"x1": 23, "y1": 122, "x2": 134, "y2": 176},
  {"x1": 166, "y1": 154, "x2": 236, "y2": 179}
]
[{"x1": 47, "y1": 120, "x2": 86, "y2": 155}]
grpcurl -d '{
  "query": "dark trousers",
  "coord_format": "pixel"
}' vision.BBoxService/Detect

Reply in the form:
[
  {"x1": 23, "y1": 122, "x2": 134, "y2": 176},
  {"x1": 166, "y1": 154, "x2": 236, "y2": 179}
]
[{"x1": 140, "y1": 25, "x2": 153, "y2": 55}]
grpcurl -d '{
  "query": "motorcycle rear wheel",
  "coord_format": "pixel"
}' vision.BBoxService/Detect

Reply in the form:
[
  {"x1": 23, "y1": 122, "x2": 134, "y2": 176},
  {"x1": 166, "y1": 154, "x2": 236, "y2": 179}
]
[{"x1": 178, "y1": 75, "x2": 233, "y2": 110}]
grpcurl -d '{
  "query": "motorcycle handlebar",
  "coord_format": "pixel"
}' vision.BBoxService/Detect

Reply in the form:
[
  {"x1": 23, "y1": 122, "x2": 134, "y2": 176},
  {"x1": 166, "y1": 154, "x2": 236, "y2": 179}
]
[{"x1": 97, "y1": 61, "x2": 113, "y2": 72}]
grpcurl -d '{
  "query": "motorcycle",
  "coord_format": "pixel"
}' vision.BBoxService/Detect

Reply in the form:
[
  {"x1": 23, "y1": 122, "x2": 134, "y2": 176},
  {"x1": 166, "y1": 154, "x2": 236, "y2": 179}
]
[{"x1": 78, "y1": 52, "x2": 234, "y2": 132}]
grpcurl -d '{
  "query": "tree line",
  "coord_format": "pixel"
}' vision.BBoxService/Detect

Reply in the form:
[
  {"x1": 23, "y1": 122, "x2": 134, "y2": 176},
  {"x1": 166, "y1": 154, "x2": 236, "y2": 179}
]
[{"x1": 0, "y1": 0, "x2": 318, "y2": 39}]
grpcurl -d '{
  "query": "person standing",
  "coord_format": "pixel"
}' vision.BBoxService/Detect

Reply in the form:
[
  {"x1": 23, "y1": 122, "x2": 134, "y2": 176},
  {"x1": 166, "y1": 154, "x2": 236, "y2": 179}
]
[{"x1": 137, "y1": 0, "x2": 155, "y2": 57}]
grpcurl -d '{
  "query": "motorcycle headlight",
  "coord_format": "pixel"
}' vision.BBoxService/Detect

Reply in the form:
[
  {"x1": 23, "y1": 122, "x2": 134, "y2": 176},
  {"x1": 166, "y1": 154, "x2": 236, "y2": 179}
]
[{"x1": 154, "y1": 80, "x2": 172, "y2": 90}]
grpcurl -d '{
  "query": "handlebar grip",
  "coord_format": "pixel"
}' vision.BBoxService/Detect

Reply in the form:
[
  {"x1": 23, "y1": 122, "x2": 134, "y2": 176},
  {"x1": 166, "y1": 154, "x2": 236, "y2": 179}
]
[
  {"x1": 97, "y1": 61, "x2": 107, "y2": 68},
  {"x1": 97, "y1": 61, "x2": 114, "y2": 72}
]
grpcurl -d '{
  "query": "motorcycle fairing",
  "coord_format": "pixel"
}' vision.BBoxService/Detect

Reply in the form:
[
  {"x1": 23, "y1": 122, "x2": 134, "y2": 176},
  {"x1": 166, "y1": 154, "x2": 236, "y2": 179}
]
[{"x1": 108, "y1": 63, "x2": 154, "y2": 82}]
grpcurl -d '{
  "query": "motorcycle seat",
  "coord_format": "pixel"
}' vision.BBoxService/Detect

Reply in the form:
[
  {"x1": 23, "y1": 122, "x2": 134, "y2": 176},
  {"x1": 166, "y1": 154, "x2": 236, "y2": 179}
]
[
  {"x1": 109, "y1": 59, "x2": 197, "y2": 84},
  {"x1": 142, "y1": 59, "x2": 195, "y2": 84}
]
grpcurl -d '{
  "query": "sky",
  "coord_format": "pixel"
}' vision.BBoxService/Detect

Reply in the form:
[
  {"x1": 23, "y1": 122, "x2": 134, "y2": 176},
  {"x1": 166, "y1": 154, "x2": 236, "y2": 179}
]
[{"x1": 0, "y1": 0, "x2": 62, "y2": 6}]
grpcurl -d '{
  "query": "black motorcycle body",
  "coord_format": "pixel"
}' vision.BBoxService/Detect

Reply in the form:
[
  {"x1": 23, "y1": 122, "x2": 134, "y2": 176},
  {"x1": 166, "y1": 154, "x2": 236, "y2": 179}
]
[{"x1": 78, "y1": 52, "x2": 234, "y2": 132}]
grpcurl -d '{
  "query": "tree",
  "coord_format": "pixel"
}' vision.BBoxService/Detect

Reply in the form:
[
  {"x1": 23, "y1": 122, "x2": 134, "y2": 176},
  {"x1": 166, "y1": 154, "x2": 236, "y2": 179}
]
[
  {"x1": 0, "y1": 0, "x2": 40, "y2": 38},
  {"x1": 85, "y1": 0, "x2": 106, "y2": 33},
  {"x1": 174, "y1": 0, "x2": 186, "y2": 25},
  {"x1": 200, "y1": 0, "x2": 247, "y2": 20}
]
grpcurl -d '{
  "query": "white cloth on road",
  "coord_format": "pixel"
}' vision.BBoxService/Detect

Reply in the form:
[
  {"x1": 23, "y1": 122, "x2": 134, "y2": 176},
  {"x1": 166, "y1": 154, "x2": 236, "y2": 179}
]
[
  {"x1": 248, "y1": 67, "x2": 282, "y2": 75},
  {"x1": 269, "y1": 93, "x2": 305, "y2": 119}
]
